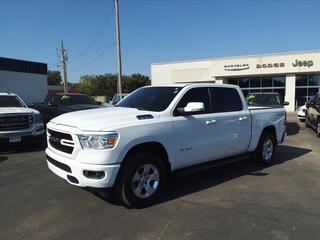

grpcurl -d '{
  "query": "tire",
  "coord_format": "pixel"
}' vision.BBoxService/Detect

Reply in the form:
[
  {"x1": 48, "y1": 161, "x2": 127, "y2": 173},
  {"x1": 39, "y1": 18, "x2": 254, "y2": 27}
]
[
  {"x1": 317, "y1": 119, "x2": 320, "y2": 138},
  {"x1": 253, "y1": 132, "x2": 276, "y2": 165},
  {"x1": 305, "y1": 113, "x2": 310, "y2": 128},
  {"x1": 115, "y1": 151, "x2": 167, "y2": 208}
]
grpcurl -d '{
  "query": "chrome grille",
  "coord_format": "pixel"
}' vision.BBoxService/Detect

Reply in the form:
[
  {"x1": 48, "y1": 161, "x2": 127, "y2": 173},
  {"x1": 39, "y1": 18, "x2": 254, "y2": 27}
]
[{"x1": 0, "y1": 114, "x2": 33, "y2": 131}]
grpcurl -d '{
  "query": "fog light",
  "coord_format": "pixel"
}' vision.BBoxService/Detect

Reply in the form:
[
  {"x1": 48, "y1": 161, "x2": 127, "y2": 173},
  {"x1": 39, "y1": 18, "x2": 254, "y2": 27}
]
[{"x1": 83, "y1": 170, "x2": 105, "y2": 179}]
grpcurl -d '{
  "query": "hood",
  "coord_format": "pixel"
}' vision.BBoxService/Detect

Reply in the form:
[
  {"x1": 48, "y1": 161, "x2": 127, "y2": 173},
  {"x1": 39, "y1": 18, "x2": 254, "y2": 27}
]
[
  {"x1": 62, "y1": 104, "x2": 100, "y2": 112},
  {"x1": 0, "y1": 107, "x2": 39, "y2": 115},
  {"x1": 50, "y1": 107, "x2": 160, "y2": 131}
]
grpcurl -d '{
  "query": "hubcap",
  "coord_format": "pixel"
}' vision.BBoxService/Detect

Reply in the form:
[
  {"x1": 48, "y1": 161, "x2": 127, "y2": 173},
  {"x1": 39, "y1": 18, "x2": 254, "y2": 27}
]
[
  {"x1": 132, "y1": 164, "x2": 160, "y2": 199},
  {"x1": 262, "y1": 139, "x2": 274, "y2": 161}
]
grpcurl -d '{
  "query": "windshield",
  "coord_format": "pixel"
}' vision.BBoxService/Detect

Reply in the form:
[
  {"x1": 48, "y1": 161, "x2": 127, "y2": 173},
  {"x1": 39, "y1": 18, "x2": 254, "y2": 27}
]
[
  {"x1": 117, "y1": 87, "x2": 182, "y2": 112},
  {"x1": 247, "y1": 94, "x2": 281, "y2": 106},
  {"x1": 58, "y1": 94, "x2": 97, "y2": 106},
  {"x1": 0, "y1": 96, "x2": 25, "y2": 107}
]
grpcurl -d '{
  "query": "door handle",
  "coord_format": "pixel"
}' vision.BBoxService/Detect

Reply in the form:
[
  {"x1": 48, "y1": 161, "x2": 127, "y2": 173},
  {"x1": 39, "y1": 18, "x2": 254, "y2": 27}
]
[
  {"x1": 239, "y1": 116, "x2": 248, "y2": 121},
  {"x1": 206, "y1": 119, "x2": 216, "y2": 125}
]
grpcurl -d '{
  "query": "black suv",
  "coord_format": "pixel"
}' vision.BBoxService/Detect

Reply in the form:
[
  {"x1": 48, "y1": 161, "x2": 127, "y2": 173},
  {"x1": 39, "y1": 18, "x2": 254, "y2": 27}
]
[{"x1": 305, "y1": 92, "x2": 320, "y2": 137}]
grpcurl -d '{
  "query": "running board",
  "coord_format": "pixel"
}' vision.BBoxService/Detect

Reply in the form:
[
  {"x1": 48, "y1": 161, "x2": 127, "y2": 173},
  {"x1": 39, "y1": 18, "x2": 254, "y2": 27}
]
[{"x1": 173, "y1": 153, "x2": 251, "y2": 177}]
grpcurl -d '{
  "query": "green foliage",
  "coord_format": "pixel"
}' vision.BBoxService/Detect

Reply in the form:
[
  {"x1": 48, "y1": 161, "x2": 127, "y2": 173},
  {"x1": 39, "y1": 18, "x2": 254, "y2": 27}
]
[
  {"x1": 76, "y1": 73, "x2": 150, "y2": 99},
  {"x1": 47, "y1": 70, "x2": 62, "y2": 85}
]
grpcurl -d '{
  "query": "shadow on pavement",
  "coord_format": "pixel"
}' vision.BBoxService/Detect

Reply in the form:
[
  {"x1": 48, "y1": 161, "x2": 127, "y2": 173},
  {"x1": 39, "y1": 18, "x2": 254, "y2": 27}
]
[
  {"x1": 90, "y1": 145, "x2": 311, "y2": 208},
  {"x1": 286, "y1": 121, "x2": 300, "y2": 136},
  {"x1": 0, "y1": 135, "x2": 47, "y2": 155},
  {"x1": 0, "y1": 156, "x2": 8, "y2": 163}
]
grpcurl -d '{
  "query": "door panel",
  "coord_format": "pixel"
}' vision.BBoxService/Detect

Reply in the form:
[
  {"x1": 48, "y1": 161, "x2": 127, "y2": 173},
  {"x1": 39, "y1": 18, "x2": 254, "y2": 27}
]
[
  {"x1": 173, "y1": 87, "x2": 216, "y2": 168},
  {"x1": 209, "y1": 111, "x2": 251, "y2": 158},
  {"x1": 209, "y1": 87, "x2": 251, "y2": 156},
  {"x1": 173, "y1": 113, "x2": 220, "y2": 168}
]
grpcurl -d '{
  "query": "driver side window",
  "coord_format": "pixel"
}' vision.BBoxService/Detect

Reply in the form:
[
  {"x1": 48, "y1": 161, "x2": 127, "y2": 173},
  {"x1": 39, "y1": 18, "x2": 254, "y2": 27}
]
[{"x1": 174, "y1": 87, "x2": 211, "y2": 116}]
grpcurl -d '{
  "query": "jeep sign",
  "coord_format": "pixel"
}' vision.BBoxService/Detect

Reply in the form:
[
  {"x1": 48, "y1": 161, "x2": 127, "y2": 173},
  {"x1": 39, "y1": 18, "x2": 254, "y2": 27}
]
[{"x1": 292, "y1": 59, "x2": 314, "y2": 68}]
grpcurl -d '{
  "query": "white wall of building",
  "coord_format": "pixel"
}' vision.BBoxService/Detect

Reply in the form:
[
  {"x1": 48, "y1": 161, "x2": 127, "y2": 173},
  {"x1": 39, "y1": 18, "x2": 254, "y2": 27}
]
[
  {"x1": 151, "y1": 50, "x2": 320, "y2": 111},
  {"x1": 0, "y1": 70, "x2": 48, "y2": 105}
]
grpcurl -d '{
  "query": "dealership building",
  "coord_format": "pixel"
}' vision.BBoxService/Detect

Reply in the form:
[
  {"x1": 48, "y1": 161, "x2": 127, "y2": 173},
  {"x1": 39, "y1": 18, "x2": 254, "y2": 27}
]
[
  {"x1": 151, "y1": 50, "x2": 320, "y2": 111},
  {"x1": 0, "y1": 57, "x2": 48, "y2": 105}
]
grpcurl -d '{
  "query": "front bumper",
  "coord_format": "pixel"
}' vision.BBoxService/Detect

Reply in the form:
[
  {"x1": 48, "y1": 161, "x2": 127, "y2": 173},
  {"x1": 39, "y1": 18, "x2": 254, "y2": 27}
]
[
  {"x1": 46, "y1": 147, "x2": 120, "y2": 188},
  {"x1": 0, "y1": 123, "x2": 44, "y2": 139},
  {"x1": 297, "y1": 110, "x2": 306, "y2": 119}
]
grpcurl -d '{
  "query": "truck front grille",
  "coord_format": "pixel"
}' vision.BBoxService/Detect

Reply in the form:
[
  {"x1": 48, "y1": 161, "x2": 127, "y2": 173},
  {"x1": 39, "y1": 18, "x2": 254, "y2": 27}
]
[
  {"x1": 0, "y1": 115, "x2": 33, "y2": 131},
  {"x1": 48, "y1": 129, "x2": 74, "y2": 154}
]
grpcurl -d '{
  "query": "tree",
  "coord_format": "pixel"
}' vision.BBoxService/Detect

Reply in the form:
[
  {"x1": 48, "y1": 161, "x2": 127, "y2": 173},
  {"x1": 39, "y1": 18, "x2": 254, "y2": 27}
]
[
  {"x1": 47, "y1": 70, "x2": 62, "y2": 85},
  {"x1": 76, "y1": 73, "x2": 150, "y2": 99}
]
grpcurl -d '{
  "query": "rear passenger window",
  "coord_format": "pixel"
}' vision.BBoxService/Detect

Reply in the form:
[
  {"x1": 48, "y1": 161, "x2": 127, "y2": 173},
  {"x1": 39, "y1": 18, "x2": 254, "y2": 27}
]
[
  {"x1": 210, "y1": 87, "x2": 243, "y2": 113},
  {"x1": 174, "y1": 88, "x2": 211, "y2": 116}
]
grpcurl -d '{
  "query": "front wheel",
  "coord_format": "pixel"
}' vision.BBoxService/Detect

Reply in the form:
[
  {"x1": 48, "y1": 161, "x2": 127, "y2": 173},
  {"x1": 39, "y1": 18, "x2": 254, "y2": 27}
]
[
  {"x1": 253, "y1": 132, "x2": 276, "y2": 165},
  {"x1": 305, "y1": 114, "x2": 311, "y2": 128},
  {"x1": 115, "y1": 151, "x2": 167, "y2": 208}
]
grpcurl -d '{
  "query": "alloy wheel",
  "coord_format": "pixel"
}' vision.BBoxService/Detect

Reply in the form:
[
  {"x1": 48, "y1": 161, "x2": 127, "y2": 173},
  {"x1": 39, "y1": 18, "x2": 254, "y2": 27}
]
[
  {"x1": 262, "y1": 139, "x2": 274, "y2": 161},
  {"x1": 132, "y1": 163, "x2": 160, "y2": 199}
]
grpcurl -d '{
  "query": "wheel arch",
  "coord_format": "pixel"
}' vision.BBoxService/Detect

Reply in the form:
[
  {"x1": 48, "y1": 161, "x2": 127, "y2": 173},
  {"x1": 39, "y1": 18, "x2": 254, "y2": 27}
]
[
  {"x1": 262, "y1": 125, "x2": 277, "y2": 139},
  {"x1": 121, "y1": 141, "x2": 172, "y2": 172}
]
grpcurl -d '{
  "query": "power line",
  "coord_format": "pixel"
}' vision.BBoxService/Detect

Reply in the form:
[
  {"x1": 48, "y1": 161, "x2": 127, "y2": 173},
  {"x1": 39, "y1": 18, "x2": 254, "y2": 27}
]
[
  {"x1": 69, "y1": 43, "x2": 116, "y2": 73},
  {"x1": 71, "y1": 6, "x2": 115, "y2": 60},
  {"x1": 68, "y1": 42, "x2": 116, "y2": 61}
]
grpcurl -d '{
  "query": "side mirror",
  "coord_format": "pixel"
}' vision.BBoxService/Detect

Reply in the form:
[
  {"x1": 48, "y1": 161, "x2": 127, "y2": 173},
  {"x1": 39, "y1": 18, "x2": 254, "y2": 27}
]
[
  {"x1": 283, "y1": 101, "x2": 289, "y2": 106},
  {"x1": 177, "y1": 102, "x2": 205, "y2": 115}
]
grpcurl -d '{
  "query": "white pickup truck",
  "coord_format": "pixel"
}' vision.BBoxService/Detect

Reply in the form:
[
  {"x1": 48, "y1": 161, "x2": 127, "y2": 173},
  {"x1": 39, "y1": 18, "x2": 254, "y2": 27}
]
[
  {"x1": 0, "y1": 93, "x2": 44, "y2": 146},
  {"x1": 46, "y1": 84, "x2": 286, "y2": 207}
]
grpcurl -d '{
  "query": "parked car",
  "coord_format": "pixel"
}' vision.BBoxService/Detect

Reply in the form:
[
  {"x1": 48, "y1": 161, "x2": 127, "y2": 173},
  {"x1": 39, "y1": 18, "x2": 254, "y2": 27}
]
[
  {"x1": 45, "y1": 84, "x2": 286, "y2": 208},
  {"x1": 305, "y1": 92, "x2": 320, "y2": 137},
  {"x1": 0, "y1": 92, "x2": 44, "y2": 145},
  {"x1": 297, "y1": 104, "x2": 307, "y2": 121},
  {"x1": 33, "y1": 93, "x2": 101, "y2": 124},
  {"x1": 246, "y1": 92, "x2": 289, "y2": 107}
]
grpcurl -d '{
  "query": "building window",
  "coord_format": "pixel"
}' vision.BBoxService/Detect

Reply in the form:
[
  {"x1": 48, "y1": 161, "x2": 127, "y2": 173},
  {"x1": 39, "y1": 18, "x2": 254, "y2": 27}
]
[
  {"x1": 295, "y1": 74, "x2": 320, "y2": 108},
  {"x1": 239, "y1": 77, "x2": 249, "y2": 88},
  {"x1": 227, "y1": 75, "x2": 286, "y2": 102},
  {"x1": 262, "y1": 76, "x2": 272, "y2": 87}
]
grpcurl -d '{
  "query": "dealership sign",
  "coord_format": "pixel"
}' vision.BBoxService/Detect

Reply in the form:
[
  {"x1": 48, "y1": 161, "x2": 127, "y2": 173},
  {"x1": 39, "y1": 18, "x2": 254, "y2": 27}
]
[
  {"x1": 224, "y1": 64, "x2": 249, "y2": 71},
  {"x1": 292, "y1": 59, "x2": 314, "y2": 68},
  {"x1": 256, "y1": 63, "x2": 285, "y2": 68}
]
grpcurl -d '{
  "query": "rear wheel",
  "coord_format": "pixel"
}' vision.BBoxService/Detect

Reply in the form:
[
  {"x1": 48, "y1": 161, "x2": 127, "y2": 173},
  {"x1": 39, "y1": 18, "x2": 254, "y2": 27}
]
[
  {"x1": 253, "y1": 132, "x2": 276, "y2": 165},
  {"x1": 115, "y1": 151, "x2": 167, "y2": 208}
]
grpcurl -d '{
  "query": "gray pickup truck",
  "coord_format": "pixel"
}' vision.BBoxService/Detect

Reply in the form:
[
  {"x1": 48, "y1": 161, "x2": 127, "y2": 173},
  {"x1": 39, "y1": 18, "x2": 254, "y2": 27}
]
[{"x1": 0, "y1": 92, "x2": 44, "y2": 145}]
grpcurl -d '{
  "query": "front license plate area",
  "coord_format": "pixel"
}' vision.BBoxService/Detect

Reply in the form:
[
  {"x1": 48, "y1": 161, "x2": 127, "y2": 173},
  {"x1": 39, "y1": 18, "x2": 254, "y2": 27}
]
[{"x1": 9, "y1": 136, "x2": 21, "y2": 143}]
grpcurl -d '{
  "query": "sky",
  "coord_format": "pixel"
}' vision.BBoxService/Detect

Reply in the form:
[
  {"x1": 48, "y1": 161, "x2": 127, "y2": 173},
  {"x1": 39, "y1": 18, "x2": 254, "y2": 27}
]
[{"x1": 0, "y1": 0, "x2": 320, "y2": 83}]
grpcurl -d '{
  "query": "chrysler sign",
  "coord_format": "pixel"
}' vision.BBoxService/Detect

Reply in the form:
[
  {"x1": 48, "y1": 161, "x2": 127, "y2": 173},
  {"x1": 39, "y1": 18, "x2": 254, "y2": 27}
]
[{"x1": 224, "y1": 64, "x2": 249, "y2": 71}]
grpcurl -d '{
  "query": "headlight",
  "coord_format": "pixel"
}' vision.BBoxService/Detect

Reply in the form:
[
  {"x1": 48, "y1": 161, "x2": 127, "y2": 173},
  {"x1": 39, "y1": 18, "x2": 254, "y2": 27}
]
[
  {"x1": 78, "y1": 133, "x2": 119, "y2": 149},
  {"x1": 34, "y1": 114, "x2": 42, "y2": 123}
]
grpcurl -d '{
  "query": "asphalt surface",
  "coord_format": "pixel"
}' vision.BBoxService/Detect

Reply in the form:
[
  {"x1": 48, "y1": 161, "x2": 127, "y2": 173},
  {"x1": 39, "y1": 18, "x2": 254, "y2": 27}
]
[{"x1": 1, "y1": 113, "x2": 320, "y2": 240}]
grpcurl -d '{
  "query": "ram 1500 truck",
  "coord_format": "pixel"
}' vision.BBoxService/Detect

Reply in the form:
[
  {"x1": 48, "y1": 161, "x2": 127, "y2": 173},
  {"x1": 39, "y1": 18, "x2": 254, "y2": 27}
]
[
  {"x1": 0, "y1": 93, "x2": 44, "y2": 145},
  {"x1": 46, "y1": 84, "x2": 286, "y2": 207}
]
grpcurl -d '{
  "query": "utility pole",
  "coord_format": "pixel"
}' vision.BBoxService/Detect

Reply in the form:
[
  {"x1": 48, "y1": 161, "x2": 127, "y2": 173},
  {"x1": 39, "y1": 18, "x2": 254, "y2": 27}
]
[
  {"x1": 115, "y1": 0, "x2": 122, "y2": 94},
  {"x1": 60, "y1": 40, "x2": 68, "y2": 93}
]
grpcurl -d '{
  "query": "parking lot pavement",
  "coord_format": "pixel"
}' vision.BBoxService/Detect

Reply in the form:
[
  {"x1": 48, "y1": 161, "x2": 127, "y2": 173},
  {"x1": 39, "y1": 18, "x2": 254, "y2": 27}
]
[{"x1": 0, "y1": 113, "x2": 320, "y2": 240}]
